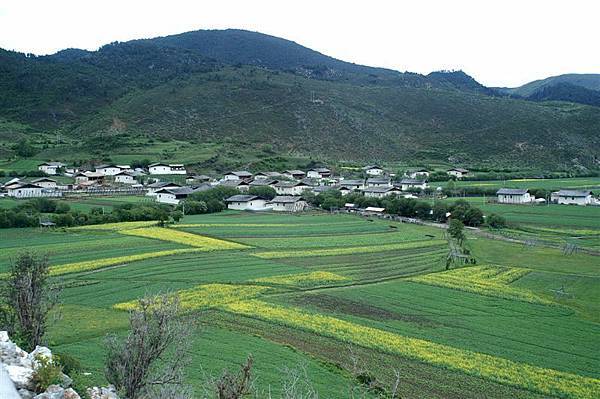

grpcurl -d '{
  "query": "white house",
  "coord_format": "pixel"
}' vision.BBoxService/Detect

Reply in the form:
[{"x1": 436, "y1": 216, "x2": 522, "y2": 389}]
[
  {"x1": 447, "y1": 168, "x2": 469, "y2": 179},
  {"x1": 254, "y1": 172, "x2": 281, "y2": 180},
  {"x1": 339, "y1": 179, "x2": 365, "y2": 190},
  {"x1": 556, "y1": 190, "x2": 592, "y2": 206},
  {"x1": 218, "y1": 179, "x2": 250, "y2": 192},
  {"x1": 223, "y1": 171, "x2": 253, "y2": 181},
  {"x1": 148, "y1": 163, "x2": 187, "y2": 175},
  {"x1": 269, "y1": 196, "x2": 308, "y2": 212},
  {"x1": 406, "y1": 168, "x2": 430, "y2": 179},
  {"x1": 146, "y1": 182, "x2": 182, "y2": 196},
  {"x1": 154, "y1": 187, "x2": 195, "y2": 205},
  {"x1": 363, "y1": 165, "x2": 385, "y2": 176},
  {"x1": 366, "y1": 178, "x2": 392, "y2": 188},
  {"x1": 31, "y1": 178, "x2": 57, "y2": 189},
  {"x1": 249, "y1": 179, "x2": 278, "y2": 189},
  {"x1": 282, "y1": 170, "x2": 306, "y2": 180},
  {"x1": 186, "y1": 175, "x2": 212, "y2": 185},
  {"x1": 225, "y1": 195, "x2": 270, "y2": 211},
  {"x1": 496, "y1": 188, "x2": 532, "y2": 204},
  {"x1": 6, "y1": 183, "x2": 44, "y2": 198},
  {"x1": 94, "y1": 164, "x2": 125, "y2": 176},
  {"x1": 362, "y1": 187, "x2": 401, "y2": 198},
  {"x1": 37, "y1": 162, "x2": 65, "y2": 175},
  {"x1": 306, "y1": 168, "x2": 331, "y2": 179},
  {"x1": 399, "y1": 179, "x2": 428, "y2": 191},
  {"x1": 275, "y1": 181, "x2": 311, "y2": 196},
  {"x1": 114, "y1": 171, "x2": 137, "y2": 185},
  {"x1": 75, "y1": 172, "x2": 105, "y2": 184}
]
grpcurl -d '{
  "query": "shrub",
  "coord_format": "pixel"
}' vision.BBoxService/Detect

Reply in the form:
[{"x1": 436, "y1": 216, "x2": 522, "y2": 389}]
[
  {"x1": 55, "y1": 352, "x2": 82, "y2": 375},
  {"x1": 487, "y1": 213, "x2": 507, "y2": 229},
  {"x1": 32, "y1": 354, "x2": 63, "y2": 393}
]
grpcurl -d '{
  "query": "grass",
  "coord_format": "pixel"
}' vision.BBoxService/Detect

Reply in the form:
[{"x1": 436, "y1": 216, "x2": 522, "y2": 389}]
[{"x1": 0, "y1": 210, "x2": 595, "y2": 398}]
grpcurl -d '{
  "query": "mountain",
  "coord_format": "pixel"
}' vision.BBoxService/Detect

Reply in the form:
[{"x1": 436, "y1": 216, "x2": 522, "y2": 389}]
[
  {"x1": 496, "y1": 74, "x2": 600, "y2": 107},
  {"x1": 0, "y1": 29, "x2": 599, "y2": 169}
]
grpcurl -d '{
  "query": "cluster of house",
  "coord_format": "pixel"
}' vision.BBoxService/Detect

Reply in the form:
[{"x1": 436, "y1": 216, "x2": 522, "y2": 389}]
[{"x1": 496, "y1": 188, "x2": 597, "y2": 206}]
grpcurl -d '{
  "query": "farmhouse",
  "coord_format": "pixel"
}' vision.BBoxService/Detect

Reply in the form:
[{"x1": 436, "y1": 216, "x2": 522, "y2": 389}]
[
  {"x1": 362, "y1": 187, "x2": 401, "y2": 198},
  {"x1": 114, "y1": 171, "x2": 138, "y2": 184},
  {"x1": 363, "y1": 207, "x2": 385, "y2": 215},
  {"x1": 95, "y1": 164, "x2": 126, "y2": 176},
  {"x1": 555, "y1": 190, "x2": 592, "y2": 206},
  {"x1": 223, "y1": 171, "x2": 253, "y2": 181},
  {"x1": 363, "y1": 165, "x2": 385, "y2": 176},
  {"x1": 249, "y1": 179, "x2": 278, "y2": 189},
  {"x1": 219, "y1": 179, "x2": 250, "y2": 192},
  {"x1": 496, "y1": 188, "x2": 532, "y2": 204},
  {"x1": 31, "y1": 177, "x2": 57, "y2": 189},
  {"x1": 148, "y1": 163, "x2": 187, "y2": 175},
  {"x1": 275, "y1": 181, "x2": 311, "y2": 196},
  {"x1": 282, "y1": 170, "x2": 306, "y2": 180},
  {"x1": 366, "y1": 178, "x2": 392, "y2": 188},
  {"x1": 306, "y1": 168, "x2": 331, "y2": 179},
  {"x1": 447, "y1": 168, "x2": 469, "y2": 178},
  {"x1": 37, "y1": 162, "x2": 65, "y2": 175},
  {"x1": 269, "y1": 196, "x2": 308, "y2": 212},
  {"x1": 406, "y1": 168, "x2": 430, "y2": 179},
  {"x1": 186, "y1": 175, "x2": 212, "y2": 185},
  {"x1": 225, "y1": 195, "x2": 270, "y2": 211},
  {"x1": 154, "y1": 187, "x2": 197, "y2": 205},
  {"x1": 254, "y1": 172, "x2": 282, "y2": 180},
  {"x1": 6, "y1": 183, "x2": 44, "y2": 198},
  {"x1": 146, "y1": 181, "x2": 181, "y2": 196},
  {"x1": 339, "y1": 179, "x2": 365, "y2": 190},
  {"x1": 74, "y1": 172, "x2": 105, "y2": 184},
  {"x1": 399, "y1": 178, "x2": 428, "y2": 191}
]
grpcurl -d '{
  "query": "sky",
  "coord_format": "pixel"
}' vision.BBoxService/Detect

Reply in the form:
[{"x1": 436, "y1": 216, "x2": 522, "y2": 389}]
[{"x1": 0, "y1": 0, "x2": 598, "y2": 87}]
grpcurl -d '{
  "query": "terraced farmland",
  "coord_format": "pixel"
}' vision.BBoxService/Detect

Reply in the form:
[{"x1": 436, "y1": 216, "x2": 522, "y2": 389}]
[{"x1": 3, "y1": 211, "x2": 597, "y2": 398}]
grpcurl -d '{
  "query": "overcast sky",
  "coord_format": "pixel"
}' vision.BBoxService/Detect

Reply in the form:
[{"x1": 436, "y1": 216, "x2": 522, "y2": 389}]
[{"x1": 0, "y1": 0, "x2": 598, "y2": 87}]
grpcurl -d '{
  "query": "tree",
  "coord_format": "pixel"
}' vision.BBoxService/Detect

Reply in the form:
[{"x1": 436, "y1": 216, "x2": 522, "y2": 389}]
[
  {"x1": 13, "y1": 139, "x2": 37, "y2": 157},
  {"x1": 487, "y1": 213, "x2": 507, "y2": 229},
  {"x1": 447, "y1": 219, "x2": 466, "y2": 246},
  {"x1": 215, "y1": 356, "x2": 254, "y2": 399},
  {"x1": 104, "y1": 293, "x2": 193, "y2": 399},
  {"x1": 248, "y1": 186, "x2": 276, "y2": 200},
  {"x1": 0, "y1": 252, "x2": 58, "y2": 351}
]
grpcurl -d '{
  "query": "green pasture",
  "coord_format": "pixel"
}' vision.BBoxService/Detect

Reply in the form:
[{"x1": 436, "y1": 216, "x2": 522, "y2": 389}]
[{"x1": 439, "y1": 177, "x2": 600, "y2": 191}]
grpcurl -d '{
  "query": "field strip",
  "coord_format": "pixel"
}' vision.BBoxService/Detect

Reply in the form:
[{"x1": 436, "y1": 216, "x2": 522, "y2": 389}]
[
  {"x1": 252, "y1": 271, "x2": 349, "y2": 288},
  {"x1": 48, "y1": 248, "x2": 205, "y2": 276},
  {"x1": 222, "y1": 300, "x2": 600, "y2": 399},
  {"x1": 70, "y1": 221, "x2": 158, "y2": 231},
  {"x1": 119, "y1": 227, "x2": 250, "y2": 250},
  {"x1": 253, "y1": 240, "x2": 446, "y2": 259}
]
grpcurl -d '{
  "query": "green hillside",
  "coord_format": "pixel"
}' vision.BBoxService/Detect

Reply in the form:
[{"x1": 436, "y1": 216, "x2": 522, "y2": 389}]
[
  {"x1": 1, "y1": 29, "x2": 599, "y2": 168},
  {"x1": 499, "y1": 74, "x2": 600, "y2": 97}
]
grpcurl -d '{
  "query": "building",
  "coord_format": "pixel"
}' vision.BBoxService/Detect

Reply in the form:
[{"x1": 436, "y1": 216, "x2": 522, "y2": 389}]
[
  {"x1": 148, "y1": 163, "x2": 187, "y2": 175},
  {"x1": 223, "y1": 171, "x2": 253, "y2": 181},
  {"x1": 282, "y1": 170, "x2": 306, "y2": 180},
  {"x1": 339, "y1": 179, "x2": 365, "y2": 190},
  {"x1": 363, "y1": 206, "x2": 385, "y2": 215},
  {"x1": 95, "y1": 164, "x2": 126, "y2": 176},
  {"x1": 366, "y1": 178, "x2": 392, "y2": 188},
  {"x1": 362, "y1": 187, "x2": 401, "y2": 199},
  {"x1": 399, "y1": 179, "x2": 428, "y2": 191},
  {"x1": 306, "y1": 168, "x2": 331, "y2": 179},
  {"x1": 269, "y1": 196, "x2": 308, "y2": 212},
  {"x1": 555, "y1": 190, "x2": 592, "y2": 206},
  {"x1": 146, "y1": 181, "x2": 182, "y2": 196},
  {"x1": 363, "y1": 165, "x2": 385, "y2": 176},
  {"x1": 114, "y1": 171, "x2": 138, "y2": 185},
  {"x1": 74, "y1": 171, "x2": 105, "y2": 184},
  {"x1": 225, "y1": 195, "x2": 269, "y2": 211},
  {"x1": 38, "y1": 162, "x2": 65, "y2": 175},
  {"x1": 406, "y1": 168, "x2": 430, "y2": 179},
  {"x1": 186, "y1": 175, "x2": 212, "y2": 185},
  {"x1": 249, "y1": 179, "x2": 278, "y2": 189},
  {"x1": 6, "y1": 183, "x2": 44, "y2": 198},
  {"x1": 254, "y1": 172, "x2": 282, "y2": 180},
  {"x1": 31, "y1": 178, "x2": 57, "y2": 189},
  {"x1": 496, "y1": 188, "x2": 532, "y2": 204},
  {"x1": 274, "y1": 181, "x2": 311, "y2": 196},
  {"x1": 154, "y1": 187, "x2": 197, "y2": 205},
  {"x1": 447, "y1": 168, "x2": 469, "y2": 179},
  {"x1": 218, "y1": 179, "x2": 250, "y2": 192}
]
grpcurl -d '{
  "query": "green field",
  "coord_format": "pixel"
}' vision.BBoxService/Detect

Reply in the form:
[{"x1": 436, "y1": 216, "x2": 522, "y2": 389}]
[
  {"x1": 1, "y1": 211, "x2": 598, "y2": 398},
  {"x1": 439, "y1": 177, "x2": 600, "y2": 191}
]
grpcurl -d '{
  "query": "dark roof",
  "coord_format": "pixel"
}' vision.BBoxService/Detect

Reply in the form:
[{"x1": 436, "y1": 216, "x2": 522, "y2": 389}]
[
  {"x1": 219, "y1": 179, "x2": 249, "y2": 187},
  {"x1": 367, "y1": 178, "x2": 391, "y2": 184},
  {"x1": 275, "y1": 181, "x2": 309, "y2": 188},
  {"x1": 249, "y1": 179, "x2": 278, "y2": 186},
  {"x1": 448, "y1": 167, "x2": 469, "y2": 173},
  {"x1": 187, "y1": 174, "x2": 211, "y2": 180},
  {"x1": 557, "y1": 190, "x2": 591, "y2": 197},
  {"x1": 115, "y1": 171, "x2": 135, "y2": 176},
  {"x1": 269, "y1": 196, "x2": 305, "y2": 203},
  {"x1": 284, "y1": 170, "x2": 306, "y2": 175},
  {"x1": 8, "y1": 183, "x2": 42, "y2": 190},
  {"x1": 400, "y1": 179, "x2": 427, "y2": 184},
  {"x1": 313, "y1": 185, "x2": 339, "y2": 193},
  {"x1": 497, "y1": 188, "x2": 528, "y2": 195},
  {"x1": 309, "y1": 167, "x2": 331, "y2": 173},
  {"x1": 38, "y1": 161, "x2": 64, "y2": 167},
  {"x1": 362, "y1": 187, "x2": 397, "y2": 193},
  {"x1": 225, "y1": 195, "x2": 262, "y2": 202},
  {"x1": 31, "y1": 178, "x2": 56, "y2": 183},
  {"x1": 156, "y1": 187, "x2": 195, "y2": 196},
  {"x1": 225, "y1": 171, "x2": 253, "y2": 177},
  {"x1": 363, "y1": 165, "x2": 383, "y2": 170},
  {"x1": 95, "y1": 164, "x2": 119, "y2": 169},
  {"x1": 148, "y1": 162, "x2": 170, "y2": 167},
  {"x1": 148, "y1": 181, "x2": 181, "y2": 188},
  {"x1": 341, "y1": 179, "x2": 364, "y2": 185}
]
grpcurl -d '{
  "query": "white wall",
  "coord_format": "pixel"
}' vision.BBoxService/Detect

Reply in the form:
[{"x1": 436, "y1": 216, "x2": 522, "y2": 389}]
[
  {"x1": 366, "y1": 168, "x2": 384, "y2": 176},
  {"x1": 557, "y1": 195, "x2": 591, "y2": 205},
  {"x1": 155, "y1": 193, "x2": 180, "y2": 205},
  {"x1": 497, "y1": 193, "x2": 532, "y2": 204},
  {"x1": 7, "y1": 188, "x2": 43, "y2": 198},
  {"x1": 227, "y1": 199, "x2": 269, "y2": 210}
]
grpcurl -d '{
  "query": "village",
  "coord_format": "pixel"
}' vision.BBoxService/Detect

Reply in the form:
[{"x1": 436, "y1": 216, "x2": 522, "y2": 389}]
[{"x1": 0, "y1": 162, "x2": 597, "y2": 212}]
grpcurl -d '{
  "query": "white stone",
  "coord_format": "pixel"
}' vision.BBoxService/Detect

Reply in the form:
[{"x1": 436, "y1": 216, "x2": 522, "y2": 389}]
[
  {"x1": 0, "y1": 331, "x2": 9, "y2": 342},
  {"x1": 6, "y1": 364, "x2": 34, "y2": 389}
]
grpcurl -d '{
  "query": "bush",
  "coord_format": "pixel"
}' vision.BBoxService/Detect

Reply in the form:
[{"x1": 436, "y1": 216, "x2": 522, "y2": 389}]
[
  {"x1": 487, "y1": 213, "x2": 507, "y2": 229},
  {"x1": 32, "y1": 354, "x2": 63, "y2": 393},
  {"x1": 55, "y1": 352, "x2": 81, "y2": 375}
]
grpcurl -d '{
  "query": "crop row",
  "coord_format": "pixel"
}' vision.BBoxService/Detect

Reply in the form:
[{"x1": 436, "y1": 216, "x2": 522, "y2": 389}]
[
  {"x1": 120, "y1": 227, "x2": 249, "y2": 250},
  {"x1": 253, "y1": 240, "x2": 446, "y2": 259},
  {"x1": 49, "y1": 248, "x2": 204, "y2": 276},
  {"x1": 114, "y1": 283, "x2": 268, "y2": 311},
  {"x1": 70, "y1": 220, "x2": 158, "y2": 231},
  {"x1": 222, "y1": 300, "x2": 599, "y2": 399},
  {"x1": 409, "y1": 266, "x2": 552, "y2": 304},
  {"x1": 252, "y1": 271, "x2": 348, "y2": 288}
]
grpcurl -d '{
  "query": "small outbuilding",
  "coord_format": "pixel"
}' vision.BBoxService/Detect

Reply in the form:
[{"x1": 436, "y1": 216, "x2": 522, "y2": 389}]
[
  {"x1": 555, "y1": 190, "x2": 592, "y2": 206},
  {"x1": 496, "y1": 188, "x2": 532, "y2": 204},
  {"x1": 225, "y1": 195, "x2": 269, "y2": 211},
  {"x1": 269, "y1": 196, "x2": 308, "y2": 212},
  {"x1": 363, "y1": 165, "x2": 385, "y2": 176}
]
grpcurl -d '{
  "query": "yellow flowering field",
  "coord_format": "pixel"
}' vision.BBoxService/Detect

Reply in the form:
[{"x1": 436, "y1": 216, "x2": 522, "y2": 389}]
[
  {"x1": 252, "y1": 271, "x2": 349, "y2": 288},
  {"x1": 223, "y1": 300, "x2": 600, "y2": 399},
  {"x1": 409, "y1": 265, "x2": 552, "y2": 304},
  {"x1": 253, "y1": 240, "x2": 445, "y2": 259},
  {"x1": 49, "y1": 248, "x2": 204, "y2": 276},
  {"x1": 173, "y1": 223, "x2": 292, "y2": 228},
  {"x1": 120, "y1": 227, "x2": 249, "y2": 250},
  {"x1": 114, "y1": 283, "x2": 268, "y2": 311},
  {"x1": 70, "y1": 221, "x2": 158, "y2": 231}
]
